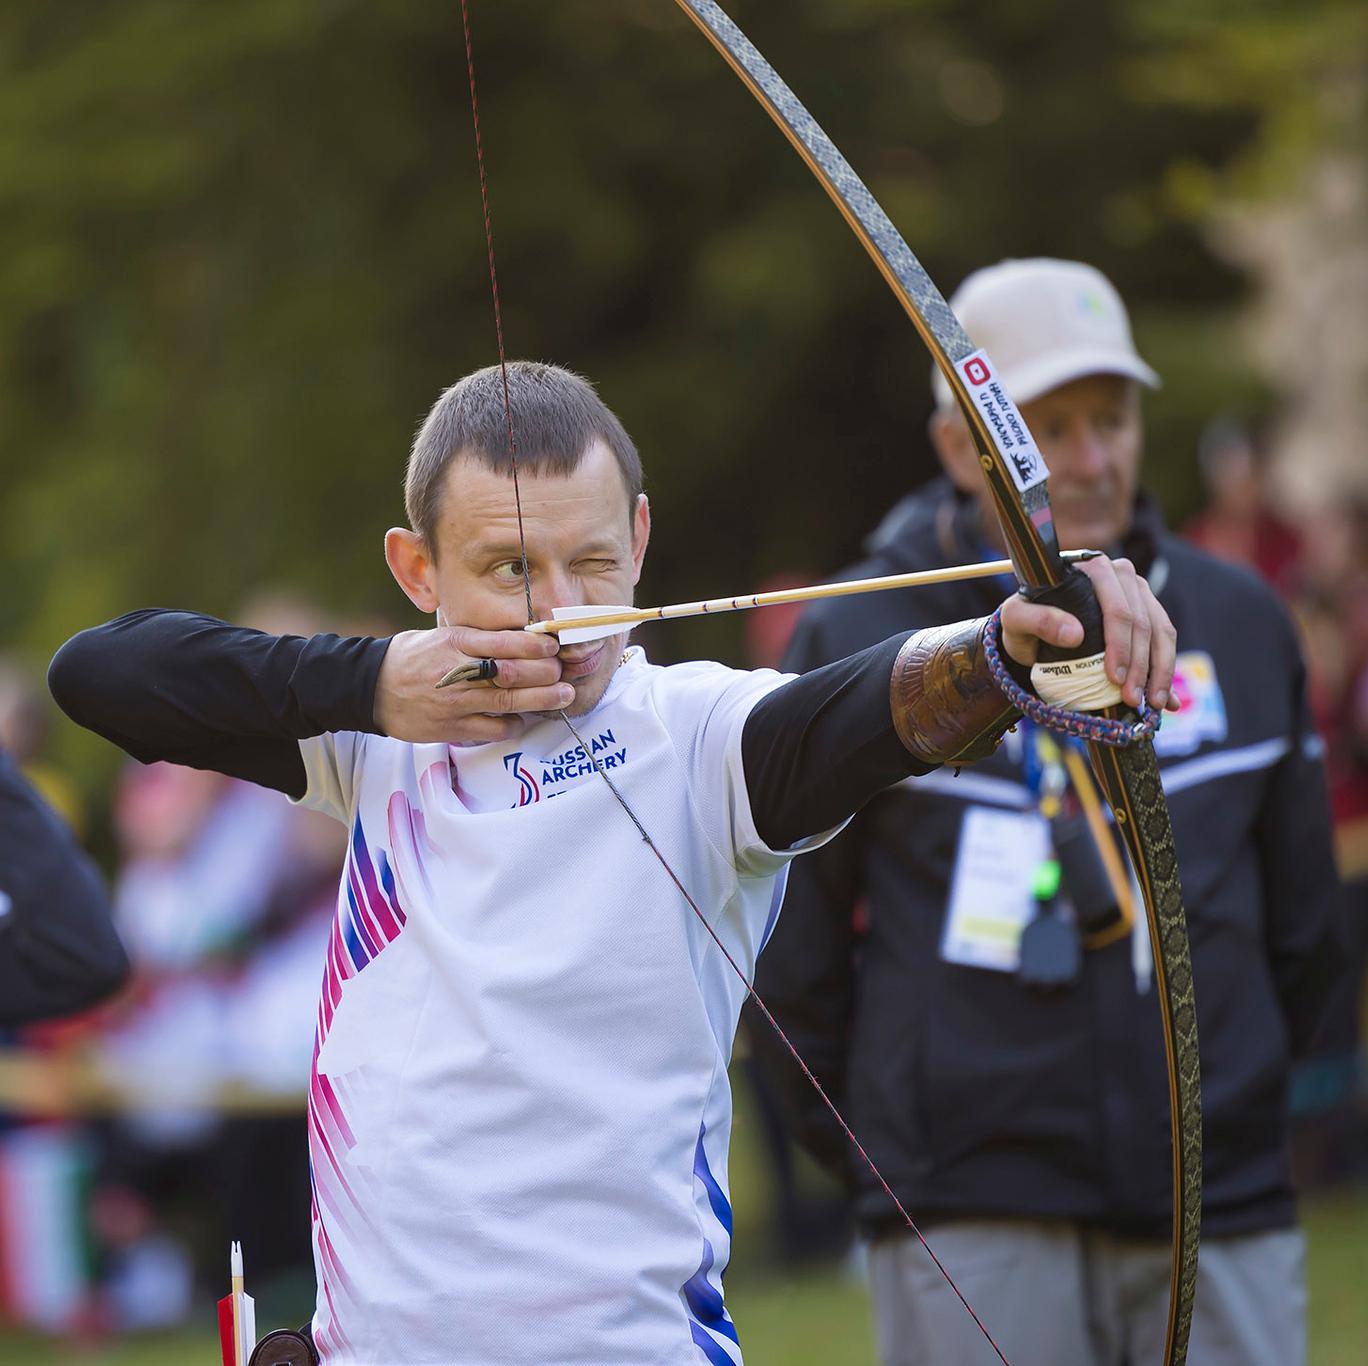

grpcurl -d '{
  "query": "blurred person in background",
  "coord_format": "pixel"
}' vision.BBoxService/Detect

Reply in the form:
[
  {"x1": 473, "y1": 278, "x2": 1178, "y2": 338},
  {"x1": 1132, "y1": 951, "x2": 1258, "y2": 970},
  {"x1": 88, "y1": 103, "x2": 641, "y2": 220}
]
[
  {"x1": 1283, "y1": 499, "x2": 1368, "y2": 1181},
  {"x1": 1183, "y1": 416, "x2": 1304, "y2": 596},
  {"x1": 1295, "y1": 500, "x2": 1368, "y2": 870},
  {"x1": 0, "y1": 748, "x2": 126, "y2": 1028},
  {"x1": 0, "y1": 726, "x2": 125, "y2": 1336},
  {"x1": 0, "y1": 656, "x2": 86, "y2": 833},
  {"x1": 752, "y1": 258, "x2": 1343, "y2": 1366}
]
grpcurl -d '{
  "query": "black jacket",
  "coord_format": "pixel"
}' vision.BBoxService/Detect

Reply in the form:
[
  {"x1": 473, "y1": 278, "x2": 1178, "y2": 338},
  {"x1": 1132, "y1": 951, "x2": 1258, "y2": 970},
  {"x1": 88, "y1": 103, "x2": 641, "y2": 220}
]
[
  {"x1": 0, "y1": 751, "x2": 128, "y2": 1025},
  {"x1": 753, "y1": 478, "x2": 1343, "y2": 1240}
]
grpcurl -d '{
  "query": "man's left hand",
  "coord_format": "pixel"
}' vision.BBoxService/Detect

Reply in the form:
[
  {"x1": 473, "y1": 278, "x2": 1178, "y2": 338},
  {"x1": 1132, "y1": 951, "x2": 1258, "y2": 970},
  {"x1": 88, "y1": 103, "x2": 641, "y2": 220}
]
[{"x1": 998, "y1": 556, "x2": 1179, "y2": 713}]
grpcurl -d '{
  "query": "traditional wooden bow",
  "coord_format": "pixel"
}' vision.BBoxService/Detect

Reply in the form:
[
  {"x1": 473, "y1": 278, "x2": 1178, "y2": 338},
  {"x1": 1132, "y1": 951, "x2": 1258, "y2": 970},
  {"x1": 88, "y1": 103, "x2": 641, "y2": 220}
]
[{"x1": 671, "y1": 4, "x2": 1202, "y2": 1362}]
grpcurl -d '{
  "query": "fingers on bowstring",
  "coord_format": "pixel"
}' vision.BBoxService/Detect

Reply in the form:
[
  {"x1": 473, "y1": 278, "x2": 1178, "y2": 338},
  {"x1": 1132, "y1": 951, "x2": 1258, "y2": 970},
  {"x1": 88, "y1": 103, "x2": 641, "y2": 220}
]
[
  {"x1": 483, "y1": 683, "x2": 575, "y2": 715},
  {"x1": 467, "y1": 656, "x2": 564, "y2": 691},
  {"x1": 448, "y1": 625, "x2": 560, "y2": 661}
]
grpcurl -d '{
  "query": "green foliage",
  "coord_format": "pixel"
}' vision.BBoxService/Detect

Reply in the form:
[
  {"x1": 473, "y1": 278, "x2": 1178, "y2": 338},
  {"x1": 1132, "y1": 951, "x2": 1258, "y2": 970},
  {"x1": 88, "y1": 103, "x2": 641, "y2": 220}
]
[{"x1": 0, "y1": 0, "x2": 1320, "y2": 790}]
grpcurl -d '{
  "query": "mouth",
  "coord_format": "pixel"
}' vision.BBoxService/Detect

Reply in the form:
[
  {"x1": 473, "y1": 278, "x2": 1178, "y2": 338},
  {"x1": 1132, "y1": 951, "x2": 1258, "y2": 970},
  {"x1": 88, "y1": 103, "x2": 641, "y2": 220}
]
[{"x1": 558, "y1": 642, "x2": 607, "y2": 681}]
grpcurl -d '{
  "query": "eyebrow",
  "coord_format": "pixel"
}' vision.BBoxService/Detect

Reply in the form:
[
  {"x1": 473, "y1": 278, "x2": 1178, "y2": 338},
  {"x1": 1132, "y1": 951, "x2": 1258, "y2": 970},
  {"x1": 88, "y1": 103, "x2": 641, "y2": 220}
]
[
  {"x1": 463, "y1": 538, "x2": 623, "y2": 564},
  {"x1": 465, "y1": 540, "x2": 526, "y2": 564}
]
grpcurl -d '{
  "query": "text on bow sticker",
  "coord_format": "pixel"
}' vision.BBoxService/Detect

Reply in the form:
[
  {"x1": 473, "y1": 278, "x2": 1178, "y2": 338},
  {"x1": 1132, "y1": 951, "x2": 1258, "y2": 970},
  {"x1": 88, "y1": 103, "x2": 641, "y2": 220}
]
[{"x1": 954, "y1": 349, "x2": 1050, "y2": 494}]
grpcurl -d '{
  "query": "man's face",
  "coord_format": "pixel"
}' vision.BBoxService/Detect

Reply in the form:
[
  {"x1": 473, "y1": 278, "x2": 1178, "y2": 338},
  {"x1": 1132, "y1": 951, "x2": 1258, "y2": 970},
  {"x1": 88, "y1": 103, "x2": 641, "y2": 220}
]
[
  {"x1": 427, "y1": 439, "x2": 649, "y2": 716},
  {"x1": 1017, "y1": 374, "x2": 1143, "y2": 551}
]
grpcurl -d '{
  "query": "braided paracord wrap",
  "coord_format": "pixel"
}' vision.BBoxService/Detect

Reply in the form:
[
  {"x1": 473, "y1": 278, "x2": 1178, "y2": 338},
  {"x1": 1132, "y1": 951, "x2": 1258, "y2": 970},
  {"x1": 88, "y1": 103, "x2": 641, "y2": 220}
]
[{"x1": 984, "y1": 608, "x2": 1161, "y2": 748}]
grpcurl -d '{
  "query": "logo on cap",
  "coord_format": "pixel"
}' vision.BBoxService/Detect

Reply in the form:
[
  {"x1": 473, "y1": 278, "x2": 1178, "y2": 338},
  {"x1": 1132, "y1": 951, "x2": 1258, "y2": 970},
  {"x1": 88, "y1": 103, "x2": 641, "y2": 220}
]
[{"x1": 1077, "y1": 289, "x2": 1110, "y2": 320}]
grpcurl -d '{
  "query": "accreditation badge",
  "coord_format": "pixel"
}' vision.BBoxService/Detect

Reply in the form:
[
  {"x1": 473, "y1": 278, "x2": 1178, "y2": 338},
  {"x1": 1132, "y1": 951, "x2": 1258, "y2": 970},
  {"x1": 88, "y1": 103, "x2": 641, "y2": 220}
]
[
  {"x1": 941, "y1": 805, "x2": 1050, "y2": 973},
  {"x1": 1154, "y1": 650, "x2": 1227, "y2": 756}
]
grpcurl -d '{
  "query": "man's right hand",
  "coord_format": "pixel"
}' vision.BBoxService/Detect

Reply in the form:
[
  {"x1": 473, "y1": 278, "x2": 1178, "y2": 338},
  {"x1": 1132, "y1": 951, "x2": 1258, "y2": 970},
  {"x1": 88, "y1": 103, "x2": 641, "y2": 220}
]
[{"x1": 374, "y1": 627, "x2": 573, "y2": 745}]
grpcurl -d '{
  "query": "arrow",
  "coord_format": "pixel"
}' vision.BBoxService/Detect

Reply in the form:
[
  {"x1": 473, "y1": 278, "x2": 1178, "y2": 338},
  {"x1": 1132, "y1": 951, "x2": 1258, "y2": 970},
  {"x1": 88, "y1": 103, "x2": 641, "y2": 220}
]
[
  {"x1": 436, "y1": 550, "x2": 1100, "y2": 690},
  {"x1": 523, "y1": 550, "x2": 1098, "y2": 646}
]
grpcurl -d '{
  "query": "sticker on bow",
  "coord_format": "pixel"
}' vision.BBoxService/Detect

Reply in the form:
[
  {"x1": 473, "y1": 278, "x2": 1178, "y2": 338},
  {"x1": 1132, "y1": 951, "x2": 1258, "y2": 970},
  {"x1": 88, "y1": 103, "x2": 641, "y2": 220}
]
[{"x1": 954, "y1": 349, "x2": 1050, "y2": 494}]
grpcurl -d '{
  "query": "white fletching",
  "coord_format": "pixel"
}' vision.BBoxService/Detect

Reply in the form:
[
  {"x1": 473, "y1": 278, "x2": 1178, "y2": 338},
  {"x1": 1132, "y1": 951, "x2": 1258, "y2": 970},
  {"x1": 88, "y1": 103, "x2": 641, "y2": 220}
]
[
  {"x1": 556, "y1": 623, "x2": 629, "y2": 645},
  {"x1": 537, "y1": 605, "x2": 637, "y2": 646}
]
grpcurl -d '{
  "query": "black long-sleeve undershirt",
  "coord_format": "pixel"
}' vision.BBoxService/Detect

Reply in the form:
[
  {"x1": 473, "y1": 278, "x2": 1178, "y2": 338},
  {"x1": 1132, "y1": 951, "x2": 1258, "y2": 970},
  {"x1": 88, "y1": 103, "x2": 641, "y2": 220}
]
[
  {"x1": 50, "y1": 611, "x2": 388, "y2": 797},
  {"x1": 49, "y1": 610, "x2": 934, "y2": 850}
]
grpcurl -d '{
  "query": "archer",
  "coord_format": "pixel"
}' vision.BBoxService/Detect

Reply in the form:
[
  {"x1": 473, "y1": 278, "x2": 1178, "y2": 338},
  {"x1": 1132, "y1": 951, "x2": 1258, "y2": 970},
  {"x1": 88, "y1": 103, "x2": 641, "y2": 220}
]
[{"x1": 51, "y1": 361, "x2": 1176, "y2": 1365}]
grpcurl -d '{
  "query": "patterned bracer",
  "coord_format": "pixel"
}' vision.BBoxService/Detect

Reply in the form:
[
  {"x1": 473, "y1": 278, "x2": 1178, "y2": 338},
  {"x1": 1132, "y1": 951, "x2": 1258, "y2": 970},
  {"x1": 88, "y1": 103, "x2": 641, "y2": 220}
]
[{"x1": 890, "y1": 617, "x2": 1021, "y2": 766}]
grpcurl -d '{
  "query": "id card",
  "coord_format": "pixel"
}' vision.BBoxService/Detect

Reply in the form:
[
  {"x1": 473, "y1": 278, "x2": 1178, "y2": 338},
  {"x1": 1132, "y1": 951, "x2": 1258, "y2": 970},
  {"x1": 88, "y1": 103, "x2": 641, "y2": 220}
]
[{"x1": 941, "y1": 805, "x2": 1050, "y2": 972}]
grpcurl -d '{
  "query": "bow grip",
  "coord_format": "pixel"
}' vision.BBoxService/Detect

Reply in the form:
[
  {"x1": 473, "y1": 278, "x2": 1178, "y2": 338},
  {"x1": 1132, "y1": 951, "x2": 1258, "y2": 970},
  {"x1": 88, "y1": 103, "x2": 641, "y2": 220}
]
[{"x1": 1020, "y1": 567, "x2": 1105, "y2": 665}]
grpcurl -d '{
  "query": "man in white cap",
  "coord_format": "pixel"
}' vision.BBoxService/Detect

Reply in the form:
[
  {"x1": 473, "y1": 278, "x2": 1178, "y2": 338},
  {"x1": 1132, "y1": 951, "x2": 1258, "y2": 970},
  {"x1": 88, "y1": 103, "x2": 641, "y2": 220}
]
[{"x1": 753, "y1": 259, "x2": 1342, "y2": 1366}]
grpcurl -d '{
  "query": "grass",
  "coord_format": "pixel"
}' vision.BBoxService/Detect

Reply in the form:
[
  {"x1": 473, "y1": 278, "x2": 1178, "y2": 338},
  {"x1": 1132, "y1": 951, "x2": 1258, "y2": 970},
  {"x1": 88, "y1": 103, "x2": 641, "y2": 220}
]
[
  {"x1": 1305, "y1": 1188, "x2": 1368, "y2": 1364},
  {"x1": 0, "y1": 1273, "x2": 873, "y2": 1366},
  {"x1": 1, "y1": 1195, "x2": 1365, "y2": 1364}
]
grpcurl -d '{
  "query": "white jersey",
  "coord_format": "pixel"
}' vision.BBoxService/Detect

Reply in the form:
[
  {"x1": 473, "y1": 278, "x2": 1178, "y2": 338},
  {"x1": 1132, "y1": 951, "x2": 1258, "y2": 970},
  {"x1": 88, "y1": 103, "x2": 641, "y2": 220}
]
[{"x1": 296, "y1": 648, "x2": 833, "y2": 1366}]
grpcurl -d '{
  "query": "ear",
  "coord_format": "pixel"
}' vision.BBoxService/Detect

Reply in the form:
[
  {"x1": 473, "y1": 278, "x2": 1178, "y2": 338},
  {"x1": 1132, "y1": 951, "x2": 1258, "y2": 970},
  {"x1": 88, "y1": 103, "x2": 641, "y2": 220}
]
[
  {"x1": 384, "y1": 527, "x2": 440, "y2": 614},
  {"x1": 629, "y1": 494, "x2": 651, "y2": 587},
  {"x1": 927, "y1": 407, "x2": 983, "y2": 496}
]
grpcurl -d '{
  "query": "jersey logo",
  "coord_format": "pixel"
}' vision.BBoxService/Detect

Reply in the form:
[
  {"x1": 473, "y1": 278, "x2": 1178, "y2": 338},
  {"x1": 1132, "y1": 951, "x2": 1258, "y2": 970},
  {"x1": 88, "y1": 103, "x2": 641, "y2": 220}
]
[
  {"x1": 504, "y1": 728, "x2": 629, "y2": 806},
  {"x1": 503, "y1": 751, "x2": 542, "y2": 807}
]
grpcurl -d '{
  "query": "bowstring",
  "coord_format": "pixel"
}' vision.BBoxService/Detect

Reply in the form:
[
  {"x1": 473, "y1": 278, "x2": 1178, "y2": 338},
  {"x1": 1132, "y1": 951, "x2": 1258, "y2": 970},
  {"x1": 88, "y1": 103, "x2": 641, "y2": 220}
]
[
  {"x1": 460, "y1": 0, "x2": 535, "y2": 625},
  {"x1": 456, "y1": 6, "x2": 1008, "y2": 1362}
]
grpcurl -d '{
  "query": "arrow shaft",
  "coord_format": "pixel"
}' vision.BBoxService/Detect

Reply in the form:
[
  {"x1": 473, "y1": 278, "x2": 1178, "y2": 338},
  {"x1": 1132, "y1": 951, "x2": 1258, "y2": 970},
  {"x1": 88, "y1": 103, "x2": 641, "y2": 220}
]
[{"x1": 528, "y1": 550, "x2": 1094, "y2": 637}]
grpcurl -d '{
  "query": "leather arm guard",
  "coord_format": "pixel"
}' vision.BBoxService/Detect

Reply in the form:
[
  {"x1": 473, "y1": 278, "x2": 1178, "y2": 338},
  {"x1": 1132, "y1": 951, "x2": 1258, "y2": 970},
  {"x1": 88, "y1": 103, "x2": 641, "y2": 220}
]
[{"x1": 890, "y1": 617, "x2": 1021, "y2": 766}]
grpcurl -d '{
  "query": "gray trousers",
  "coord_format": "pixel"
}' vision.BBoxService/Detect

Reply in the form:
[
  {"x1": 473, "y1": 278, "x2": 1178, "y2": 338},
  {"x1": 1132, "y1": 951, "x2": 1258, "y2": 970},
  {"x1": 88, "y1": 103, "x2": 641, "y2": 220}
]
[{"x1": 867, "y1": 1220, "x2": 1305, "y2": 1366}]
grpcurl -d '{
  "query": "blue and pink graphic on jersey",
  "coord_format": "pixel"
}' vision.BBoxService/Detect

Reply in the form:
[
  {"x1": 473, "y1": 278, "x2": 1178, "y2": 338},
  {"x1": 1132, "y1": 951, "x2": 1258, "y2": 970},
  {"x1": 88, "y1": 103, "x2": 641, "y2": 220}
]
[{"x1": 307, "y1": 793, "x2": 428, "y2": 1361}]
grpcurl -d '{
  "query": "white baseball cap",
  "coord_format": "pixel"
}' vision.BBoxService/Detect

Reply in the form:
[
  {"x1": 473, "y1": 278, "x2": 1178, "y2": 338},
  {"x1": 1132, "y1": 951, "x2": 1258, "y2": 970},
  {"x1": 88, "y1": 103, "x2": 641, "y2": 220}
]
[{"x1": 931, "y1": 257, "x2": 1160, "y2": 409}]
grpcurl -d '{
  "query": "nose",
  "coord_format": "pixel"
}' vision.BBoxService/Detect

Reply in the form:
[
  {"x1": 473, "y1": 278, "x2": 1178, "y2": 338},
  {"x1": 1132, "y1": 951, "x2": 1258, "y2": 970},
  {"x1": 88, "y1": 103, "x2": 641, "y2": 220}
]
[
  {"x1": 1057, "y1": 423, "x2": 1110, "y2": 481},
  {"x1": 531, "y1": 567, "x2": 580, "y2": 625}
]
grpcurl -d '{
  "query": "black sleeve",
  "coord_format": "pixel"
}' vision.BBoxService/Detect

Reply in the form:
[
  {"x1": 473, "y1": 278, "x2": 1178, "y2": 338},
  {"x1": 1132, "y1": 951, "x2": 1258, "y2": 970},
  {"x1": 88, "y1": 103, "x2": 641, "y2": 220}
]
[
  {"x1": 741, "y1": 633, "x2": 934, "y2": 851},
  {"x1": 1255, "y1": 624, "x2": 1346, "y2": 1057},
  {"x1": 49, "y1": 611, "x2": 389, "y2": 799},
  {"x1": 749, "y1": 810, "x2": 867, "y2": 1180},
  {"x1": 0, "y1": 753, "x2": 129, "y2": 1025}
]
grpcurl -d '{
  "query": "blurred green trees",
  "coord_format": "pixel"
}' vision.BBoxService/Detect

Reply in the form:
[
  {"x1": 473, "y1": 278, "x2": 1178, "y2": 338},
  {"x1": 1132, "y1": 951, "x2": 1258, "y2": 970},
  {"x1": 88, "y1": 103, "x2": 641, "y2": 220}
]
[{"x1": 1, "y1": 0, "x2": 1355, "y2": 785}]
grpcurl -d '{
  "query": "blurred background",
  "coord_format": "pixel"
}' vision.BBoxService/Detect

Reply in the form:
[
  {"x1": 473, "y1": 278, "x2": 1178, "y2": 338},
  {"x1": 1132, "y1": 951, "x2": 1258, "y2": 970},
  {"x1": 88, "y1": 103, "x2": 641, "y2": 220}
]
[{"x1": 0, "y1": 0, "x2": 1365, "y2": 1361}]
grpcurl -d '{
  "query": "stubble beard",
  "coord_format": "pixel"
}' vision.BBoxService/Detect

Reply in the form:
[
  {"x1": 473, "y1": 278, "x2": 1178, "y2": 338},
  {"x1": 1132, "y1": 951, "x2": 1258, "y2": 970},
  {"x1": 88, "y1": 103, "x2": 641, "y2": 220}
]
[{"x1": 558, "y1": 630, "x2": 630, "y2": 718}]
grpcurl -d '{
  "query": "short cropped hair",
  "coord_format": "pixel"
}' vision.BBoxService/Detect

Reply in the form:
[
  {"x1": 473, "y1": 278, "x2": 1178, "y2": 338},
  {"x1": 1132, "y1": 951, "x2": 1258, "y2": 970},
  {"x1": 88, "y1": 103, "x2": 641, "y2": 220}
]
[{"x1": 404, "y1": 361, "x2": 643, "y2": 553}]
